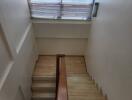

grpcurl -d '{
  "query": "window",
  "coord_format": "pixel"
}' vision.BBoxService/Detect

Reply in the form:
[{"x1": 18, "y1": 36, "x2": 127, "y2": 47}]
[{"x1": 29, "y1": 0, "x2": 94, "y2": 20}]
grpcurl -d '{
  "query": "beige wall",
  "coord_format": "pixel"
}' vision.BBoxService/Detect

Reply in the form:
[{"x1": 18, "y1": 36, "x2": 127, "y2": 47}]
[
  {"x1": 0, "y1": 24, "x2": 12, "y2": 89},
  {"x1": 85, "y1": 0, "x2": 132, "y2": 100},
  {"x1": 0, "y1": 0, "x2": 37, "y2": 100},
  {"x1": 0, "y1": 0, "x2": 30, "y2": 52},
  {"x1": 33, "y1": 22, "x2": 90, "y2": 55},
  {"x1": 33, "y1": 22, "x2": 90, "y2": 38},
  {"x1": 37, "y1": 38, "x2": 87, "y2": 55}
]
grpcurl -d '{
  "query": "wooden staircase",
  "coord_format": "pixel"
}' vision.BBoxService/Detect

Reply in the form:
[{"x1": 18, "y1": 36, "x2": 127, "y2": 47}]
[
  {"x1": 32, "y1": 56, "x2": 56, "y2": 100},
  {"x1": 65, "y1": 56, "x2": 106, "y2": 100},
  {"x1": 31, "y1": 56, "x2": 106, "y2": 100}
]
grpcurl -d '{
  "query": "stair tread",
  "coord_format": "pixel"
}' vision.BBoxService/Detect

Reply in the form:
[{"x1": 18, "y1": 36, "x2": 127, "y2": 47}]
[
  {"x1": 69, "y1": 96, "x2": 105, "y2": 100},
  {"x1": 32, "y1": 93, "x2": 55, "y2": 98},
  {"x1": 65, "y1": 56, "x2": 87, "y2": 74},
  {"x1": 67, "y1": 77, "x2": 94, "y2": 84},
  {"x1": 33, "y1": 66, "x2": 56, "y2": 76},
  {"x1": 32, "y1": 75, "x2": 56, "y2": 81},
  {"x1": 67, "y1": 74, "x2": 90, "y2": 77},
  {"x1": 69, "y1": 92, "x2": 102, "y2": 96},
  {"x1": 33, "y1": 56, "x2": 56, "y2": 76},
  {"x1": 68, "y1": 85, "x2": 97, "y2": 89},
  {"x1": 32, "y1": 82, "x2": 56, "y2": 88},
  {"x1": 32, "y1": 75, "x2": 56, "y2": 77},
  {"x1": 68, "y1": 89, "x2": 100, "y2": 96}
]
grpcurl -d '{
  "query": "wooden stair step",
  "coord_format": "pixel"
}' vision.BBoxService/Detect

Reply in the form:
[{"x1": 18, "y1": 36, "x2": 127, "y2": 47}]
[
  {"x1": 67, "y1": 74, "x2": 91, "y2": 77},
  {"x1": 69, "y1": 93, "x2": 102, "y2": 97},
  {"x1": 68, "y1": 79, "x2": 95, "y2": 84},
  {"x1": 32, "y1": 92, "x2": 55, "y2": 100},
  {"x1": 68, "y1": 78, "x2": 95, "y2": 84},
  {"x1": 33, "y1": 56, "x2": 56, "y2": 76},
  {"x1": 69, "y1": 96, "x2": 105, "y2": 100},
  {"x1": 36, "y1": 56, "x2": 56, "y2": 67},
  {"x1": 32, "y1": 82, "x2": 56, "y2": 92},
  {"x1": 33, "y1": 66, "x2": 56, "y2": 76},
  {"x1": 68, "y1": 88, "x2": 100, "y2": 95},
  {"x1": 32, "y1": 76, "x2": 56, "y2": 82},
  {"x1": 65, "y1": 56, "x2": 87, "y2": 74},
  {"x1": 68, "y1": 84, "x2": 97, "y2": 89}
]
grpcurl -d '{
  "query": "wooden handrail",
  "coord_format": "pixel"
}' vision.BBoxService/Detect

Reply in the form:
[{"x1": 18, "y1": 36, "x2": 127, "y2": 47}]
[{"x1": 56, "y1": 55, "x2": 68, "y2": 100}]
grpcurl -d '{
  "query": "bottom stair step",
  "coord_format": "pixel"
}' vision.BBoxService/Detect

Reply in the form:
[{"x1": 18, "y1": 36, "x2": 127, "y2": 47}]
[{"x1": 32, "y1": 93, "x2": 55, "y2": 100}]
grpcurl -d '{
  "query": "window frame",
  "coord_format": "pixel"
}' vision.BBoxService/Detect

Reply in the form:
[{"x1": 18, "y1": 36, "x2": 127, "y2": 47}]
[{"x1": 29, "y1": 0, "x2": 95, "y2": 21}]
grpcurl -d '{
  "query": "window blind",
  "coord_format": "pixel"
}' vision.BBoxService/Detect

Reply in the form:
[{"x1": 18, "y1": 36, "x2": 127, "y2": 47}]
[{"x1": 29, "y1": 0, "x2": 94, "y2": 20}]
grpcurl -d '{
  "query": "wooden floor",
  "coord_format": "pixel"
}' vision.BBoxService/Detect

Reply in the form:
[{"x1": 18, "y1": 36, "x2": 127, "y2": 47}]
[{"x1": 65, "y1": 56, "x2": 106, "y2": 100}]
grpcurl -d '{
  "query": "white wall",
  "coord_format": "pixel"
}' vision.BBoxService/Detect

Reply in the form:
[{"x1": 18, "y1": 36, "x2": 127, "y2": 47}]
[
  {"x1": 85, "y1": 0, "x2": 132, "y2": 100},
  {"x1": 33, "y1": 22, "x2": 90, "y2": 38},
  {"x1": 0, "y1": 0, "x2": 38, "y2": 100},
  {"x1": 0, "y1": 24, "x2": 13, "y2": 90},
  {"x1": 33, "y1": 22, "x2": 90, "y2": 55},
  {"x1": 37, "y1": 38, "x2": 87, "y2": 55},
  {"x1": 0, "y1": 26, "x2": 37, "y2": 100},
  {"x1": 0, "y1": 0, "x2": 30, "y2": 52}
]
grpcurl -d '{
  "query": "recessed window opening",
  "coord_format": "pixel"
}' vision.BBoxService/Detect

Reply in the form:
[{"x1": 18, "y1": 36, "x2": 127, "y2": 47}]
[{"x1": 29, "y1": 0, "x2": 95, "y2": 20}]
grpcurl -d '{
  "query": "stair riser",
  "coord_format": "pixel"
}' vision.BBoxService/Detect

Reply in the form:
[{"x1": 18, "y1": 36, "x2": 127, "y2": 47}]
[
  {"x1": 69, "y1": 97, "x2": 105, "y2": 100},
  {"x1": 32, "y1": 98, "x2": 55, "y2": 100},
  {"x1": 32, "y1": 77, "x2": 56, "y2": 83},
  {"x1": 68, "y1": 85, "x2": 96, "y2": 89},
  {"x1": 69, "y1": 92, "x2": 100, "y2": 96},
  {"x1": 68, "y1": 81, "x2": 95, "y2": 84},
  {"x1": 32, "y1": 87, "x2": 56, "y2": 93},
  {"x1": 32, "y1": 80, "x2": 56, "y2": 84}
]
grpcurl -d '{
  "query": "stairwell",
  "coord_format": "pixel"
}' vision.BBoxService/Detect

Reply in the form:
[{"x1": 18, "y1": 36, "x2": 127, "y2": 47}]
[{"x1": 31, "y1": 56, "x2": 106, "y2": 100}]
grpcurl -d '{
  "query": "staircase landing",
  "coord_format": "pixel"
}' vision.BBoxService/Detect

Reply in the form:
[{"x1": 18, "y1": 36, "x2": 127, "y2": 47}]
[{"x1": 33, "y1": 56, "x2": 56, "y2": 76}]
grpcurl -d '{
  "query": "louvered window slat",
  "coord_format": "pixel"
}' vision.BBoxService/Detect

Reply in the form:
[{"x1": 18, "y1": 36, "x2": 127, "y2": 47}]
[{"x1": 29, "y1": 0, "x2": 94, "y2": 20}]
